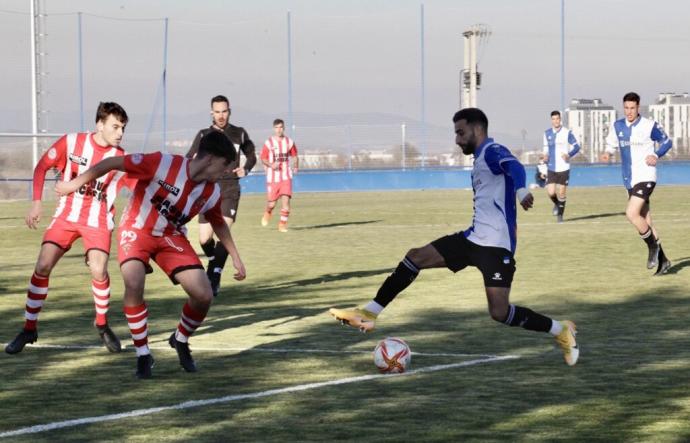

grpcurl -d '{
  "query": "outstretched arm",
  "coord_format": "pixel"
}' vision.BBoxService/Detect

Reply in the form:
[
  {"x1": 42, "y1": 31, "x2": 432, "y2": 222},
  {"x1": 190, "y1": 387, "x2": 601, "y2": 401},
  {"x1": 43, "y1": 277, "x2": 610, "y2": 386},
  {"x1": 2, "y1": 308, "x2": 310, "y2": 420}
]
[{"x1": 55, "y1": 156, "x2": 125, "y2": 196}]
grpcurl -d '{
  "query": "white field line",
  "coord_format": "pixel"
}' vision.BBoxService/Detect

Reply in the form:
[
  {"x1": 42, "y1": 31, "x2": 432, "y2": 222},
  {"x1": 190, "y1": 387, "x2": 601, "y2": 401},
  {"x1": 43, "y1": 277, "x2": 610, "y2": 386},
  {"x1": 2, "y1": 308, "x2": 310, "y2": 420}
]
[
  {"x1": 20, "y1": 343, "x2": 496, "y2": 358},
  {"x1": 0, "y1": 354, "x2": 518, "y2": 438}
]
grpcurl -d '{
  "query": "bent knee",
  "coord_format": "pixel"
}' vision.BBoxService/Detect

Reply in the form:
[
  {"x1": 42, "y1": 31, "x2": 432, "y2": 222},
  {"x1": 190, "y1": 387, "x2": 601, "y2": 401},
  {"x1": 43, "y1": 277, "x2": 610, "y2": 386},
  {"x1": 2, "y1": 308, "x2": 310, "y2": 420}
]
[
  {"x1": 193, "y1": 291, "x2": 213, "y2": 307},
  {"x1": 488, "y1": 306, "x2": 508, "y2": 323}
]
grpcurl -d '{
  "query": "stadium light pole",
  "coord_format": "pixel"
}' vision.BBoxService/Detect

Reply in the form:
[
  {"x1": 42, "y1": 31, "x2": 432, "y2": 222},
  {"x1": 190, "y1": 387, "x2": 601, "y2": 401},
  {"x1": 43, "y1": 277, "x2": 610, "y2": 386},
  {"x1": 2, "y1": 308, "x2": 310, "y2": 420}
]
[
  {"x1": 561, "y1": 0, "x2": 565, "y2": 113},
  {"x1": 30, "y1": 0, "x2": 38, "y2": 169},
  {"x1": 77, "y1": 12, "x2": 84, "y2": 131},
  {"x1": 162, "y1": 17, "x2": 168, "y2": 152},
  {"x1": 420, "y1": 3, "x2": 427, "y2": 168},
  {"x1": 287, "y1": 10, "x2": 293, "y2": 133}
]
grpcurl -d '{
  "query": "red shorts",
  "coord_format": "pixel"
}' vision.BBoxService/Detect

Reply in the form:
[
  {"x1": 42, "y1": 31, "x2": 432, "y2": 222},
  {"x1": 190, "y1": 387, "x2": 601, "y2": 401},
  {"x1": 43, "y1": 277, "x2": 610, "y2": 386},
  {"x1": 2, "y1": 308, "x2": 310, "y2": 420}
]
[
  {"x1": 266, "y1": 180, "x2": 293, "y2": 202},
  {"x1": 42, "y1": 217, "x2": 112, "y2": 254},
  {"x1": 117, "y1": 228, "x2": 203, "y2": 284}
]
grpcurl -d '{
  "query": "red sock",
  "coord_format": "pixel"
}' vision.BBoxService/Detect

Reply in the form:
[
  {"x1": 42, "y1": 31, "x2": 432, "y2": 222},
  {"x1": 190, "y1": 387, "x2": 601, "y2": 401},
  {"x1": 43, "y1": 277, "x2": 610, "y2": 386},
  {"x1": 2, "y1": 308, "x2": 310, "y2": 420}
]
[
  {"x1": 175, "y1": 302, "x2": 207, "y2": 343},
  {"x1": 23, "y1": 272, "x2": 49, "y2": 331},
  {"x1": 280, "y1": 209, "x2": 290, "y2": 223},
  {"x1": 124, "y1": 303, "x2": 149, "y2": 356},
  {"x1": 92, "y1": 277, "x2": 110, "y2": 327}
]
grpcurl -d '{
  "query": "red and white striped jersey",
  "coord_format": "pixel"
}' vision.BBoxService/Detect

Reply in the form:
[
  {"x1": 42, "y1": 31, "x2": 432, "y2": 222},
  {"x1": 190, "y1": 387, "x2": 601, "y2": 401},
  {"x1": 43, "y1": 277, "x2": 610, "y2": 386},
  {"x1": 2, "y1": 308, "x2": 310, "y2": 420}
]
[
  {"x1": 260, "y1": 136, "x2": 298, "y2": 184},
  {"x1": 120, "y1": 152, "x2": 224, "y2": 237},
  {"x1": 34, "y1": 133, "x2": 128, "y2": 231}
]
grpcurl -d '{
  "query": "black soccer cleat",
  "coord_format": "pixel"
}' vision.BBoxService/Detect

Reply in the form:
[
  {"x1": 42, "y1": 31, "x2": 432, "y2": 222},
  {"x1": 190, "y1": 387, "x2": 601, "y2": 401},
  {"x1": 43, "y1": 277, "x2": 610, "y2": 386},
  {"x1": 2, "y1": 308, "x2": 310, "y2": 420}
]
[
  {"x1": 5, "y1": 329, "x2": 38, "y2": 354},
  {"x1": 646, "y1": 243, "x2": 660, "y2": 269},
  {"x1": 654, "y1": 249, "x2": 672, "y2": 276},
  {"x1": 168, "y1": 332, "x2": 197, "y2": 372},
  {"x1": 135, "y1": 354, "x2": 155, "y2": 379},
  {"x1": 97, "y1": 324, "x2": 122, "y2": 353}
]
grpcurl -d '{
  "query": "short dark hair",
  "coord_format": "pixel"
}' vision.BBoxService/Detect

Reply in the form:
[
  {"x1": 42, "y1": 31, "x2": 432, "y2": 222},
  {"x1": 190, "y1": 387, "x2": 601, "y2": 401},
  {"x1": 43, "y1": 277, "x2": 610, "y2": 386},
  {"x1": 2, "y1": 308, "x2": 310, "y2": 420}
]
[
  {"x1": 623, "y1": 92, "x2": 640, "y2": 104},
  {"x1": 211, "y1": 95, "x2": 229, "y2": 106},
  {"x1": 95, "y1": 102, "x2": 128, "y2": 125},
  {"x1": 273, "y1": 118, "x2": 285, "y2": 126},
  {"x1": 197, "y1": 130, "x2": 236, "y2": 164},
  {"x1": 550, "y1": 110, "x2": 561, "y2": 117},
  {"x1": 452, "y1": 108, "x2": 488, "y2": 132}
]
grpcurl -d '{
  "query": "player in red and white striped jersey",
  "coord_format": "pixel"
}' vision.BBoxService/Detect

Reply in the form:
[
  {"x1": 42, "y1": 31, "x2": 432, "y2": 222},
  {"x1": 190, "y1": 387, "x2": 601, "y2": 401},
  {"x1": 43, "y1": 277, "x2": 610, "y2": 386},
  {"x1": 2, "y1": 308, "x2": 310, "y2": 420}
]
[
  {"x1": 260, "y1": 119, "x2": 299, "y2": 232},
  {"x1": 56, "y1": 131, "x2": 246, "y2": 379},
  {"x1": 5, "y1": 102, "x2": 131, "y2": 356}
]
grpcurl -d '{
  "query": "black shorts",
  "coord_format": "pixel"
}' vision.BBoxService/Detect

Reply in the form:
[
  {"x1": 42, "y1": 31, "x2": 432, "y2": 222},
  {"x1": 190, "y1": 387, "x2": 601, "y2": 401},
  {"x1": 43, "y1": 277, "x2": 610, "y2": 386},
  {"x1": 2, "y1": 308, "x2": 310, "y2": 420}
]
[
  {"x1": 546, "y1": 170, "x2": 570, "y2": 186},
  {"x1": 199, "y1": 186, "x2": 241, "y2": 223},
  {"x1": 627, "y1": 181, "x2": 656, "y2": 202},
  {"x1": 430, "y1": 232, "x2": 516, "y2": 288}
]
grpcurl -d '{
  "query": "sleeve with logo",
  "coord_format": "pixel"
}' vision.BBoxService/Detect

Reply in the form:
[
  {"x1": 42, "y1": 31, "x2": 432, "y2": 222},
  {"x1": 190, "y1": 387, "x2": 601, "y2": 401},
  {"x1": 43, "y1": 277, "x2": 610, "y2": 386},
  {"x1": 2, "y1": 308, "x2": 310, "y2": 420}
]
[
  {"x1": 123, "y1": 152, "x2": 163, "y2": 181},
  {"x1": 32, "y1": 135, "x2": 68, "y2": 201},
  {"x1": 484, "y1": 145, "x2": 527, "y2": 190}
]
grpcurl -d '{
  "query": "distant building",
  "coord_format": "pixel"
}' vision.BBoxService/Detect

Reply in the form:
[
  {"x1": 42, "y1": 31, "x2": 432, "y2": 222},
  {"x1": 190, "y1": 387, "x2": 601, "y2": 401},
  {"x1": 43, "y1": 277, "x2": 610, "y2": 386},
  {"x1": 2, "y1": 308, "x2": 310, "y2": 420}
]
[
  {"x1": 648, "y1": 92, "x2": 690, "y2": 157},
  {"x1": 565, "y1": 98, "x2": 616, "y2": 162}
]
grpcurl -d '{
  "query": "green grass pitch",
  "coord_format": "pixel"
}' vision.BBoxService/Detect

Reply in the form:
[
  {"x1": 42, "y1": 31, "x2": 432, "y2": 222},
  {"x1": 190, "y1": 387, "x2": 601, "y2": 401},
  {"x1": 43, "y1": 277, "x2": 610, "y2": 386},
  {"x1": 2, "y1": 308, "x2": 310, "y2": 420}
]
[{"x1": 1, "y1": 186, "x2": 690, "y2": 441}]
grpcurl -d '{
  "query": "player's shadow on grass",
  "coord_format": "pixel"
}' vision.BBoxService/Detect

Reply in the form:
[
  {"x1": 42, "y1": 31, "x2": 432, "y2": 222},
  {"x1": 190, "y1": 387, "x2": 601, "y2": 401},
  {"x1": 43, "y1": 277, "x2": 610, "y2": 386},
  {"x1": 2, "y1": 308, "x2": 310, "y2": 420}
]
[
  {"x1": 664, "y1": 256, "x2": 690, "y2": 275},
  {"x1": 251, "y1": 268, "x2": 392, "y2": 291},
  {"x1": 566, "y1": 211, "x2": 625, "y2": 222},
  {"x1": 292, "y1": 220, "x2": 383, "y2": 230}
]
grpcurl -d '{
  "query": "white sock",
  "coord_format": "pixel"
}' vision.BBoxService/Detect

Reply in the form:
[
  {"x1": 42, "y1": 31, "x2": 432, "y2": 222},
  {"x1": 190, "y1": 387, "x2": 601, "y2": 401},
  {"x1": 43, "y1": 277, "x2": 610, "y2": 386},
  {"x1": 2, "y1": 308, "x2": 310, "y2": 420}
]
[
  {"x1": 549, "y1": 320, "x2": 563, "y2": 336},
  {"x1": 363, "y1": 301, "x2": 384, "y2": 315}
]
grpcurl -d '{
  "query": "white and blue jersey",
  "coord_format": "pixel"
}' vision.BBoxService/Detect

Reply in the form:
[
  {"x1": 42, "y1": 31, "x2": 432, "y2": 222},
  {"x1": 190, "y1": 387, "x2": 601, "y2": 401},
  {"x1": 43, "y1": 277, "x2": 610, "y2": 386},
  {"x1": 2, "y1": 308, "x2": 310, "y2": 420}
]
[
  {"x1": 605, "y1": 115, "x2": 672, "y2": 189},
  {"x1": 542, "y1": 126, "x2": 580, "y2": 172},
  {"x1": 465, "y1": 138, "x2": 526, "y2": 255}
]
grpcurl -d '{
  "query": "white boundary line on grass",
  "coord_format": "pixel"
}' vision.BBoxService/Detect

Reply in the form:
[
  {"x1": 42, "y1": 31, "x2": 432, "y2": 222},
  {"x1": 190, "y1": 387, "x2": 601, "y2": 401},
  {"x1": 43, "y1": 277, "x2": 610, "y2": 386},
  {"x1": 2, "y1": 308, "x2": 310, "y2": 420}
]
[
  {"x1": 0, "y1": 354, "x2": 518, "y2": 438},
  {"x1": 22, "y1": 343, "x2": 497, "y2": 358}
]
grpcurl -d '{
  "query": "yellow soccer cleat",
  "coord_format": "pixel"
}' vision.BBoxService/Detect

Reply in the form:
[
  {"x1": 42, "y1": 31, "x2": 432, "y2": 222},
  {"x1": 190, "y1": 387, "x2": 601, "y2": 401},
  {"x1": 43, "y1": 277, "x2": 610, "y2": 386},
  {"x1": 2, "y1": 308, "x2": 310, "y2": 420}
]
[
  {"x1": 261, "y1": 212, "x2": 271, "y2": 227},
  {"x1": 278, "y1": 222, "x2": 288, "y2": 232},
  {"x1": 329, "y1": 307, "x2": 377, "y2": 333},
  {"x1": 555, "y1": 320, "x2": 579, "y2": 366}
]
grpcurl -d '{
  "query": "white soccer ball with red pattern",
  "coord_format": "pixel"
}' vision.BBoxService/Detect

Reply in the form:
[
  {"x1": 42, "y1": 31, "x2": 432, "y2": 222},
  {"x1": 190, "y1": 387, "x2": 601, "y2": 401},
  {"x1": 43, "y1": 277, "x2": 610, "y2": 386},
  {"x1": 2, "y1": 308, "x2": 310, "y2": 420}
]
[{"x1": 373, "y1": 337, "x2": 411, "y2": 373}]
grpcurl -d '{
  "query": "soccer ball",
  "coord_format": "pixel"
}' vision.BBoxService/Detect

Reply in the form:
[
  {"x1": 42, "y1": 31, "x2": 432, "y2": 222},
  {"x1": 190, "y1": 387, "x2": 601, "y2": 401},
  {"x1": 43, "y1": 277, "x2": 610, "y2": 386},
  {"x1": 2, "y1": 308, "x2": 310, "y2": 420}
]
[{"x1": 373, "y1": 337, "x2": 411, "y2": 373}]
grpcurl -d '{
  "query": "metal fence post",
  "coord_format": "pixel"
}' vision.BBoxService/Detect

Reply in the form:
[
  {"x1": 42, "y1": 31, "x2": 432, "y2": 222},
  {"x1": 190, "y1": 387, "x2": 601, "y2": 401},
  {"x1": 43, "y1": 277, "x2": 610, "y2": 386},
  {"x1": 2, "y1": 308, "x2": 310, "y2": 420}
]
[{"x1": 401, "y1": 123, "x2": 406, "y2": 171}]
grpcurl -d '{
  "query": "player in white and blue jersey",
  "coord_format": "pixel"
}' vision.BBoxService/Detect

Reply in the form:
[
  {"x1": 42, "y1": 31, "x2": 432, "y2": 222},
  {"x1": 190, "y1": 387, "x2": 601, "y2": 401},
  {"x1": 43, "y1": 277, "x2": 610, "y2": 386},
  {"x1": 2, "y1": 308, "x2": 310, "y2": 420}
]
[
  {"x1": 329, "y1": 108, "x2": 579, "y2": 366},
  {"x1": 543, "y1": 110, "x2": 581, "y2": 222},
  {"x1": 604, "y1": 92, "x2": 672, "y2": 275}
]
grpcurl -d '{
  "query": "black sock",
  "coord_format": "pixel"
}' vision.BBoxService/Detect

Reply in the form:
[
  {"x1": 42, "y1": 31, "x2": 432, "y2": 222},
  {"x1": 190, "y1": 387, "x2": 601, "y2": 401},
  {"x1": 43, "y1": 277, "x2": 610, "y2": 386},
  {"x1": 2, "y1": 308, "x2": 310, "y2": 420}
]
[
  {"x1": 211, "y1": 242, "x2": 229, "y2": 275},
  {"x1": 201, "y1": 239, "x2": 216, "y2": 258},
  {"x1": 640, "y1": 229, "x2": 657, "y2": 248},
  {"x1": 503, "y1": 304, "x2": 552, "y2": 333},
  {"x1": 549, "y1": 195, "x2": 559, "y2": 205},
  {"x1": 557, "y1": 198, "x2": 566, "y2": 216},
  {"x1": 373, "y1": 257, "x2": 420, "y2": 307}
]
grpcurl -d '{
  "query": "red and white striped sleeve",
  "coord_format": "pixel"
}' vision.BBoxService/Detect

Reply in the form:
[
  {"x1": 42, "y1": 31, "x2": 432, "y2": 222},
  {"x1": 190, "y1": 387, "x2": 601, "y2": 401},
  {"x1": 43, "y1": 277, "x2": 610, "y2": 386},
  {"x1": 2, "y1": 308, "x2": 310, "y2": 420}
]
[
  {"x1": 123, "y1": 152, "x2": 162, "y2": 181},
  {"x1": 32, "y1": 136, "x2": 68, "y2": 201}
]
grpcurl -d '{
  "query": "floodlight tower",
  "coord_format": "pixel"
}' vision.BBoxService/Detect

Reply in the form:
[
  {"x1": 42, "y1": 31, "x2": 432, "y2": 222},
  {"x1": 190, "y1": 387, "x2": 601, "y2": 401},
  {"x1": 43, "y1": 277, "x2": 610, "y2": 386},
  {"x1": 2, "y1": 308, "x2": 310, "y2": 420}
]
[
  {"x1": 30, "y1": 0, "x2": 48, "y2": 167},
  {"x1": 460, "y1": 24, "x2": 491, "y2": 109}
]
